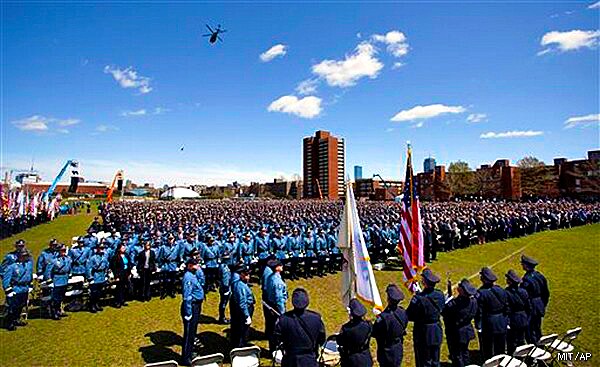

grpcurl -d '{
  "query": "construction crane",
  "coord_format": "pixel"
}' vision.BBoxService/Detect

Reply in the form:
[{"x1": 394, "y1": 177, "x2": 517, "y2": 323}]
[
  {"x1": 43, "y1": 160, "x2": 78, "y2": 202},
  {"x1": 106, "y1": 170, "x2": 124, "y2": 203},
  {"x1": 314, "y1": 178, "x2": 323, "y2": 200}
]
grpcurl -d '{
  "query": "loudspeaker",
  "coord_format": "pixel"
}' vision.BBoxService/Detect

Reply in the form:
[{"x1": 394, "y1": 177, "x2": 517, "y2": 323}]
[
  {"x1": 117, "y1": 179, "x2": 123, "y2": 191},
  {"x1": 69, "y1": 177, "x2": 80, "y2": 193}
]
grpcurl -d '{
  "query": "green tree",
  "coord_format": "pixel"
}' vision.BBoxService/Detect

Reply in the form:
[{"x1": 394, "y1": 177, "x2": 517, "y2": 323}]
[
  {"x1": 517, "y1": 156, "x2": 555, "y2": 197},
  {"x1": 447, "y1": 161, "x2": 476, "y2": 197}
]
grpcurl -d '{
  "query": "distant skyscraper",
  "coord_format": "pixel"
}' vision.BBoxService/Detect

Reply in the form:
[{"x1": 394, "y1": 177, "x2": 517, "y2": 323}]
[
  {"x1": 303, "y1": 130, "x2": 345, "y2": 199},
  {"x1": 424, "y1": 157, "x2": 436, "y2": 173},
  {"x1": 354, "y1": 165, "x2": 363, "y2": 180}
]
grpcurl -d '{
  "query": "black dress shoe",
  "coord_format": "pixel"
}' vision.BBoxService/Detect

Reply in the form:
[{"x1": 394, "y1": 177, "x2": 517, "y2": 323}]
[
  {"x1": 15, "y1": 319, "x2": 27, "y2": 326},
  {"x1": 218, "y1": 318, "x2": 230, "y2": 324},
  {"x1": 7, "y1": 324, "x2": 16, "y2": 331}
]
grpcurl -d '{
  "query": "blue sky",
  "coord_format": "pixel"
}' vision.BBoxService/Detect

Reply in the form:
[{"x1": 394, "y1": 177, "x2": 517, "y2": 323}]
[{"x1": 2, "y1": 2, "x2": 599, "y2": 186}]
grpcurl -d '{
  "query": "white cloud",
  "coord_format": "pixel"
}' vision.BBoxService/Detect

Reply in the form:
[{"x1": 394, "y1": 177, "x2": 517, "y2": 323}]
[
  {"x1": 391, "y1": 104, "x2": 466, "y2": 122},
  {"x1": 57, "y1": 118, "x2": 80, "y2": 126},
  {"x1": 260, "y1": 44, "x2": 288, "y2": 62},
  {"x1": 564, "y1": 113, "x2": 600, "y2": 128},
  {"x1": 296, "y1": 79, "x2": 319, "y2": 95},
  {"x1": 467, "y1": 113, "x2": 488, "y2": 123},
  {"x1": 412, "y1": 121, "x2": 424, "y2": 128},
  {"x1": 96, "y1": 125, "x2": 120, "y2": 133},
  {"x1": 11, "y1": 115, "x2": 80, "y2": 133},
  {"x1": 121, "y1": 109, "x2": 147, "y2": 117},
  {"x1": 312, "y1": 42, "x2": 383, "y2": 87},
  {"x1": 372, "y1": 30, "x2": 409, "y2": 57},
  {"x1": 480, "y1": 130, "x2": 544, "y2": 139},
  {"x1": 267, "y1": 95, "x2": 322, "y2": 119},
  {"x1": 153, "y1": 107, "x2": 170, "y2": 115},
  {"x1": 589, "y1": 1, "x2": 600, "y2": 9},
  {"x1": 538, "y1": 30, "x2": 600, "y2": 55},
  {"x1": 104, "y1": 65, "x2": 153, "y2": 94},
  {"x1": 11, "y1": 116, "x2": 50, "y2": 131},
  {"x1": 392, "y1": 62, "x2": 405, "y2": 70}
]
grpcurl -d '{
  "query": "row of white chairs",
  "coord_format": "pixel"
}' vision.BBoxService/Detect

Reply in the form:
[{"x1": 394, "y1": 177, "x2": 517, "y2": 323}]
[
  {"x1": 144, "y1": 346, "x2": 261, "y2": 367},
  {"x1": 467, "y1": 326, "x2": 582, "y2": 367}
]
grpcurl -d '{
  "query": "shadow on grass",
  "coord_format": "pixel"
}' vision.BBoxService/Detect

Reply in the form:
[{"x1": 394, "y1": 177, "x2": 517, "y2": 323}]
[
  {"x1": 197, "y1": 331, "x2": 231, "y2": 360},
  {"x1": 139, "y1": 330, "x2": 182, "y2": 363},
  {"x1": 198, "y1": 314, "x2": 219, "y2": 324}
]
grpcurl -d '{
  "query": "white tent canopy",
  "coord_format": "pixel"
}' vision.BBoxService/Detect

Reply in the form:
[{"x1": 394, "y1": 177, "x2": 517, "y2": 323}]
[{"x1": 160, "y1": 187, "x2": 200, "y2": 199}]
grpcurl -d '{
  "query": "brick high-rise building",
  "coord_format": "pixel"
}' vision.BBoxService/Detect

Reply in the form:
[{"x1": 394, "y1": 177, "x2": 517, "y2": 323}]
[{"x1": 303, "y1": 130, "x2": 345, "y2": 199}]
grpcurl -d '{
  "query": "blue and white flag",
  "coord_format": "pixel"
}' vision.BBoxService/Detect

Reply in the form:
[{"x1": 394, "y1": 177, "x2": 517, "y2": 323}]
[{"x1": 338, "y1": 182, "x2": 383, "y2": 314}]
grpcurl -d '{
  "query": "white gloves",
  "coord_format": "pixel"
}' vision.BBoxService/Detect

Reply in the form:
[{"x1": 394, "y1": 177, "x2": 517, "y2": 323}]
[
  {"x1": 7, "y1": 292, "x2": 16, "y2": 298},
  {"x1": 184, "y1": 315, "x2": 192, "y2": 321},
  {"x1": 245, "y1": 316, "x2": 252, "y2": 325}
]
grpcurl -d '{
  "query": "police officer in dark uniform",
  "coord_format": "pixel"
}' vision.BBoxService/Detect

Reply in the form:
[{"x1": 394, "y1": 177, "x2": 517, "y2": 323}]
[
  {"x1": 520, "y1": 255, "x2": 549, "y2": 344},
  {"x1": 337, "y1": 298, "x2": 373, "y2": 367},
  {"x1": 2, "y1": 249, "x2": 33, "y2": 331},
  {"x1": 407, "y1": 269, "x2": 445, "y2": 367},
  {"x1": 181, "y1": 257, "x2": 205, "y2": 366},
  {"x1": 505, "y1": 269, "x2": 530, "y2": 354},
  {"x1": 475, "y1": 267, "x2": 509, "y2": 360},
  {"x1": 372, "y1": 284, "x2": 408, "y2": 367},
  {"x1": 273, "y1": 288, "x2": 326, "y2": 367},
  {"x1": 230, "y1": 264, "x2": 255, "y2": 348},
  {"x1": 442, "y1": 279, "x2": 478, "y2": 367},
  {"x1": 48, "y1": 244, "x2": 72, "y2": 320}
]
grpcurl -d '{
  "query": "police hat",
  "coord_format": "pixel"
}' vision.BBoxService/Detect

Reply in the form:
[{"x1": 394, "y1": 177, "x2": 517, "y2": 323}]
[
  {"x1": 505, "y1": 269, "x2": 522, "y2": 284},
  {"x1": 96, "y1": 243, "x2": 106, "y2": 249},
  {"x1": 15, "y1": 239, "x2": 25, "y2": 247},
  {"x1": 458, "y1": 278, "x2": 477, "y2": 296},
  {"x1": 386, "y1": 284, "x2": 405, "y2": 302},
  {"x1": 520, "y1": 254, "x2": 538, "y2": 267},
  {"x1": 234, "y1": 264, "x2": 250, "y2": 274},
  {"x1": 186, "y1": 258, "x2": 199, "y2": 266},
  {"x1": 77, "y1": 236, "x2": 85, "y2": 243},
  {"x1": 267, "y1": 259, "x2": 282, "y2": 269},
  {"x1": 292, "y1": 288, "x2": 309, "y2": 309},
  {"x1": 422, "y1": 268, "x2": 441, "y2": 284},
  {"x1": 58, "y1": 244, "x2": 67, "y2": 251},
  {"x1": 480, "y1": 267, "x2": 497, "y2": 282},
  {"x1": 349, "y1": 299, "x2": 367, "y2": 318}
]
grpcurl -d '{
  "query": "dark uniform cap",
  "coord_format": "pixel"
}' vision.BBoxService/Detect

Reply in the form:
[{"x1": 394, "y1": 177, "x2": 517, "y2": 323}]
[
  {"x1": 96, "y1": 243, "x2": 106, "y2": 249},
  {"x1": 77, "y1": 236, "x2": 85, "y2": 243},
  {"x1": 58, "y1": 244, "x2": 67, "y2": 251},
  {"x1": 505, "y1": 269, "x2": 522, "y2": 284},
  {"x1": 292, "y1": 288, "x2": 310, "y2": 309},
  {"x1": 422, "y1": 268, "x2": 441, "y2": 284},
  {"x1": 458, "y1": 278, "x2": 477, "y2": 296},
  {"x1": 520, "y1": 255, "x2": 538, "y2": 267},
  {"x1": 234, "y1": 264, "x2": 250, "y2": 274},
  {"x1": 186, "y1": 258, "x2": 199, "y2": 266},
  {"x1": 349, "y1": 299, "x2": 367, "y2": 318},
  {"x1": 15, "y1": 239, "x2": 25, "y2": 247},
  {"x1": 267, "y1": 259, "x2": 282, "y2": 269},
  {"x1": 386, "y1": 284, "x2": 405, "y2": 302},
  {"x1": 480, "y1": 267, "x2": 497, "y2": 282}
]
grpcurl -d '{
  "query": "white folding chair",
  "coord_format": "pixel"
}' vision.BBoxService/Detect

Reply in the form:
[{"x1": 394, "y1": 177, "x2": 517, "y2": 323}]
[
  {"x1": 230, "y1": 345, "x2": 261, "y2": 367},
  {"x1": 499, "y1": 344, "x2": 535, "y2": 367},
  {"x1": 191, "y1": 352, "x2": 224, "y2": 367},
  {"x1": 144, "y1": 360, "x2": 179, "y2": 367},
  {"x1": 481, "y1": 354, "x2": 507, "y2": 367},
  {"x1": 550, "y1": 327, "x2": 582, "y2": 353},
  {"x1": 549, "y1": 327, "x2": 582, "y2": 365},
  {"x1": 528, "y1": 333, "x2": 558, "y2": 365}
]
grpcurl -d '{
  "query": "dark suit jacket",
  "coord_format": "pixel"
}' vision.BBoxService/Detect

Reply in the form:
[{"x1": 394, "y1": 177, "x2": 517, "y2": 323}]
[
  {"x1": 136, "y1": 249, "x2": 156, "y2": 273},
  {"x1": 110, "y1": 253, "x2": 132, "y2": 280}
]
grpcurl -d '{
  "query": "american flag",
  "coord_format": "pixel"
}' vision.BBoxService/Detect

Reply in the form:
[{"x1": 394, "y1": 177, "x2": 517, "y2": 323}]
[{"x1": 397, "y1": 144, "x2": 424, "y2": 291}]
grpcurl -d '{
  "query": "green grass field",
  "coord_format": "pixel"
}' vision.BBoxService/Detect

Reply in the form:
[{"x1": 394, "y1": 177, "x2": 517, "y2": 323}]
[{"x1": 0, "y1": 212, "x2": 598, "y2": 367}]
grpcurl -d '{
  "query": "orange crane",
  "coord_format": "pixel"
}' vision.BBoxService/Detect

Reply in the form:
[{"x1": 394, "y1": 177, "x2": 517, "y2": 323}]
[
  {"x1": 106, "y1": 170, "x2": 124, "y2": 203},
  {"x1": 314, "y1": 178, "x2": 323, "y2": 200}
]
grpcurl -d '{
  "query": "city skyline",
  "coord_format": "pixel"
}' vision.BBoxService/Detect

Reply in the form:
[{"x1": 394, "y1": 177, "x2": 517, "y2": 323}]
[{"x1": 2, "y1": 3, "x2": 599, "y2": 186}]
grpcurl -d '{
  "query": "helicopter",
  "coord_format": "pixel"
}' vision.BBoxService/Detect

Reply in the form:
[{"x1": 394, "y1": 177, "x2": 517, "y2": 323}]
[{"x1": 202, "y1": 24, "x2": 227, "y2": 44}]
